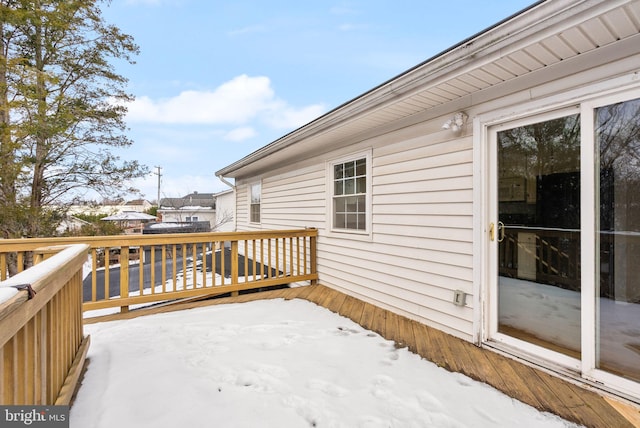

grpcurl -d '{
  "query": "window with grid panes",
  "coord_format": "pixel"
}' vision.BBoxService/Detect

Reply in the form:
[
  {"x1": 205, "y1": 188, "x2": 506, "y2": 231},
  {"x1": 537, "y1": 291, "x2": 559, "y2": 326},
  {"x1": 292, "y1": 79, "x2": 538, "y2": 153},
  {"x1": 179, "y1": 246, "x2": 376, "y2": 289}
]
[
  {"x1": 250, "y1": 183, "x2": 261, "y2": 223},
  {"x1": 333, "y1": 158, "x2": 366, "y2": 230}
]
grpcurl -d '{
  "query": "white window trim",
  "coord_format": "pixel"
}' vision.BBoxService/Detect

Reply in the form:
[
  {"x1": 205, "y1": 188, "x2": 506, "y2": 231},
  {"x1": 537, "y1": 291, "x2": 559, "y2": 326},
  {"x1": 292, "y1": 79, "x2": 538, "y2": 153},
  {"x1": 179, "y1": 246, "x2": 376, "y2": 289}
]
[
  {"x1": 326, "y1": 149, "x2": 372, "y2": 238},
  {"x1": 248, "y1": 181, "x2": 261, "y2": 224}
]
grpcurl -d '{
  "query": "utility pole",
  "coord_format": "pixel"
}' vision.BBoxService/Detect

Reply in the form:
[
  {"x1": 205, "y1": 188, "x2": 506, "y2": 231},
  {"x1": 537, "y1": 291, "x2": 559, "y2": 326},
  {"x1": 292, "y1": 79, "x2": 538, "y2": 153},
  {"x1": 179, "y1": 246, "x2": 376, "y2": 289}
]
[{"x1": 153, "y1": 166, "x2": 162, "y2": 207}]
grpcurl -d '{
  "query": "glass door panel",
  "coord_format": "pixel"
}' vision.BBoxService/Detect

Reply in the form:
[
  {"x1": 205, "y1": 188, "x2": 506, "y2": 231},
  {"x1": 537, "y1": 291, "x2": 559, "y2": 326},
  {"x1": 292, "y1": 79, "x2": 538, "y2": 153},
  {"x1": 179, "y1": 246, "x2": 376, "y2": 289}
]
[
  {"x1": 596, "y1": 97, "x2": 640, "y2": 383},
  {"x1": 497, "y1": 113, "x2": 582, "y2": 358}
]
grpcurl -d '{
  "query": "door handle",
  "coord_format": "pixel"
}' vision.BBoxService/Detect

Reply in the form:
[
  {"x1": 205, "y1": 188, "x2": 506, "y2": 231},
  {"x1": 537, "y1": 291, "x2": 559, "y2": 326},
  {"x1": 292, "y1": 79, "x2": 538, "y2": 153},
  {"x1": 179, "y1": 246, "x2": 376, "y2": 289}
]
[
  {"x1": 497, "y1": 221, "x2": 505, "y2": 243},
  {"x1": 489, "y1": 222, "x2": 495, "y2": 241}
]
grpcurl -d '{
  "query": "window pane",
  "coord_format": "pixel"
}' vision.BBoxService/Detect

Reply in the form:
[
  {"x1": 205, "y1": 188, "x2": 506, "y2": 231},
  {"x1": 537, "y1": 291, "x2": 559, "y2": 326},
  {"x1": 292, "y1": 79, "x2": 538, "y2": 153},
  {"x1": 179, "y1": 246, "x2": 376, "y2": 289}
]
[
  {"x1": 334, "y1": 180, "x2": 343, "y2": 196},
  {"x1": 344, "y1": 178, "x2": 355, "y2": 194},
  {"x1": 251, "y1": 183, "x2": 261, "y2": 204},
  {"x1": 250, "y1": 204, "x2": 260, "y2": 223},
  {"x1": 334, "y1": 197, "x2": 346, "y2": 212},
  {"x1": 346, "y1": 196, "x2": 358, "y2": 212},
  {"x1": 357, "y1": 195, "x2": 366, "y2": 211},
  {"x1": 497, "y1": 113, "x2": 582, "y2": 358},
  {"x1": 334, "y1": 212, "x2": 345, "y2": 229},
  {"x1": 596, "y1": 96, "x2": 640, "y2": 383},
  {"x1": 334, "y1": 164, "x2": 344, "y2": 179},
  {"x1": 357, "y1": 214, "x2": 366, "y2": 230},
  {"x1": 356, "y1": 158, "x2": 366, "y2": 176},
  {"x1": 344, "y1": 161, "x2": 355, "y2": 178},
  {"x1": 346, "y1": 214, "x2": 358, "y2": 229},
  {"x1": 356, "y1": 177, "x2": 366, "y2": 194}
]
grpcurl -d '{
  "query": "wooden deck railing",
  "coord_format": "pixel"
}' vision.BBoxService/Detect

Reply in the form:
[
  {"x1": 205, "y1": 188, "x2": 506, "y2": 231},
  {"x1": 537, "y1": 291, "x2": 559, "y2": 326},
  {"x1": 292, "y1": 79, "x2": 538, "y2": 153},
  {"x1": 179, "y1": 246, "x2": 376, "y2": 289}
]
[
  {"x1": 0, "y1": 229, "x2": 318, "y2": 314},
  {"x1": 0, "y1": 244, "x2": 90, "y2": 405}
]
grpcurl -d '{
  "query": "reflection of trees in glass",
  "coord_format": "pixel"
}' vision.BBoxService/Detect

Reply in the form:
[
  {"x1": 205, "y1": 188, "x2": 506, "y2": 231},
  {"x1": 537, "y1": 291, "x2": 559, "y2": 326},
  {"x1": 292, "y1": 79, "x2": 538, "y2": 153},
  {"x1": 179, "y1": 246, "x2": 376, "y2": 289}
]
[
  {"x1": 498, "y1": 114, "x2": 581, "y2": 180},
  {"x1": 597, "y1": 97, "x2": 640, "y2": 234},
  {"x1": 597, "y1": 98, "x2": 640, "y2": 180},
  {"x1": 498, "y1": 114, "x2": 581, "y2": 229}
]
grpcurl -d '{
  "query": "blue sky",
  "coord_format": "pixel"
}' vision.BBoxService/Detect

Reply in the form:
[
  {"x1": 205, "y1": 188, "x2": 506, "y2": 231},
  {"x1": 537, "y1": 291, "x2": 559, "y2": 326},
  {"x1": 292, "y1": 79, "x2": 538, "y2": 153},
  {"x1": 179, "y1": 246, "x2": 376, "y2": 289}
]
[{"x1": 102, "y1": 0, "x2": 535, "y2": 201}]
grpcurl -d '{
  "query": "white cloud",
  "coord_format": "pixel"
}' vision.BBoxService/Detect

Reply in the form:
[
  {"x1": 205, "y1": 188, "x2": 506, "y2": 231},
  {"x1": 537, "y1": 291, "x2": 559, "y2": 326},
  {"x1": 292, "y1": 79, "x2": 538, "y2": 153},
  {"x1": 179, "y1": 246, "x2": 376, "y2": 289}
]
[
  {"x1": 263, "y1": 103, "x2": 327, "y2": 129},
  {"x1": 124, "y1": 74, "x2": 326, "y2": 130},
  {"x1": 224, "y1": 127, "x2": 257, "y2": 142},
  {"x1": 126, "y1": 75, "x2": 275, "y2": 124}
]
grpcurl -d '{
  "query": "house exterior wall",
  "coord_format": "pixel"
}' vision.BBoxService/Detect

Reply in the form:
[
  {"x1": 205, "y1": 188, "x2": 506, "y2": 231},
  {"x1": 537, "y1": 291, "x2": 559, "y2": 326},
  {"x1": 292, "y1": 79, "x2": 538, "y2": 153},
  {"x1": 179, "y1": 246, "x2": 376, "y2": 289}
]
[
  {"x1": 215, "y1": 190, "x2": 236, "y2": 232},
  {"x1": 232, "y1": 43, "x2": 640, "y2": 342},
  {"x1": 159, "y1": 209, "x2": 216, "y2": 227},
  {"x1": 235, "y1": 123, "x2": 475, "y2": 340}
]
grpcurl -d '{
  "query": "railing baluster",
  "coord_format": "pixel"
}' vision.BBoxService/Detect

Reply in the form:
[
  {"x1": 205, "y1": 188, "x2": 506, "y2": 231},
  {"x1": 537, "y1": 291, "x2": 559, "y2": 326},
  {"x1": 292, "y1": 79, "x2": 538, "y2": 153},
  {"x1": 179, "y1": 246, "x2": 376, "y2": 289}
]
[
  {"x1": 104, "y1": 248, "x2": 110, "y2": 299},
  {"x1": 231, "y1": 241, "x2": 239, "y2": 287},
  {"x1": 91, "y1": 248, "x2": 97, "y2": 302},
  {"x1": 276, "y1": 238, "x2": 281, "y2": 278},
  {"x1": 120, "y1": 246, "x2": 130, "y2": 313},
  {"x1": 211, "y1": 241, "x2": 217, "y2": 287},
  {"x1": 303, "y1": 236, "x2": 308, "y2": 276},
  {"x1": 252, "y1": 239, "x2": 258, "y2": 281},
  {"x1": 182, "y1": 244, "x2": 187, "y2": 290},
  {"x1": 267, "y1": 239, "x2": 272, "y2": 279},
  {"x1": 259, "y1": 239, "x2": 263, "y2": 279},
  {"x1": 161, "y1": 245, "x2": 167, "y2": 293},
  {"x1": 202, "y1": 242, "x2": 207, "y2": 288},
  {"x1": 0, "y1": 253, "x2": 6, "y2": 280},
  {"x1": 172, "y1": 244, "x2": 177, "y2": 291},
  {"x1": 220, "y1": 243, "x2": 226, "y2": 286},
  {"x1": 150, "y1": 246, "x2": 156, "y2": 294},
  {"x1": 139, "y1": 246, "x2": 145, "y2": 296}
]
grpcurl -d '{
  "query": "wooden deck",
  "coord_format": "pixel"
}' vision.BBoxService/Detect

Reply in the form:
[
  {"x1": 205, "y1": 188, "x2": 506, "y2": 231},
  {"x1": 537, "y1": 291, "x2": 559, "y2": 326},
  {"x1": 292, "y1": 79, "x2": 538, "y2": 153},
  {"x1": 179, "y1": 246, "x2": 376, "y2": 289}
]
[{"x1": 86, "y1": 284, "x2": 640, "y2": 427}]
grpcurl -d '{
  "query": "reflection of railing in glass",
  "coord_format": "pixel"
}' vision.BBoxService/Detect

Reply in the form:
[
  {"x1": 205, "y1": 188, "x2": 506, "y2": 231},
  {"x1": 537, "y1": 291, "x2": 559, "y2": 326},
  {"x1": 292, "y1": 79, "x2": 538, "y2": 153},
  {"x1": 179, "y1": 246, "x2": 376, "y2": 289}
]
[{"x1": 499, "y1": 226, "x2": 580, "y2": 292}]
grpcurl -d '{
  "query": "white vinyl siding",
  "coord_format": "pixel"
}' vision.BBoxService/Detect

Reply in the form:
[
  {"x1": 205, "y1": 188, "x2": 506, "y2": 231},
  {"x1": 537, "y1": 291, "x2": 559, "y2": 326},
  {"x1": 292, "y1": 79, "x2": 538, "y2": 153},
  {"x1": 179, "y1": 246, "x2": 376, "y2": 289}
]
[
  {"x1": 320, "y1": 131, "x2": 475, "y2": 340},
  {"x1": 236, "y1": 165, "x2": 326, "y2": 231},
  {"x1": 236, "y1": 127, "x2": 475, "y2": 340}
]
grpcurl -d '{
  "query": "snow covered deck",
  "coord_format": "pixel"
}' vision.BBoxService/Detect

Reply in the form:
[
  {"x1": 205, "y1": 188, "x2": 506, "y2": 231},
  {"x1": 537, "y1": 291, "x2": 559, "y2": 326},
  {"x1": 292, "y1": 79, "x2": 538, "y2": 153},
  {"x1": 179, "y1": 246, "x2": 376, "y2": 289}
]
[{"x1": 86, "y1": 284, "x2": 639, "y2": 427}]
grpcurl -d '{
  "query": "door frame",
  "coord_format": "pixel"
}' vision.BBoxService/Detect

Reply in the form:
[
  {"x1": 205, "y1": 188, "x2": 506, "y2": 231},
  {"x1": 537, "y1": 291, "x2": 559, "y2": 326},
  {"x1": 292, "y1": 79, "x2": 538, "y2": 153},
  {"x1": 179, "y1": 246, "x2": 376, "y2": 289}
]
[{"x1": 475, "y1": 82, "x2": 640, "y2": 401}]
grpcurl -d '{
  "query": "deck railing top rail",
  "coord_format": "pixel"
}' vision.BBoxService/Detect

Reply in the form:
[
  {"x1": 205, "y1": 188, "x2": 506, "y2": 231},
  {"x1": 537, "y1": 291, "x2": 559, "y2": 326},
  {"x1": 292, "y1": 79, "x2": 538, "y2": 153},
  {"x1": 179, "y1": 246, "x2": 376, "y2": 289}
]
[
  {"x1": 0, "y1": 243, "x2": 89, "y2": 405},
  {"x1": 0, "y1": 228, "x2": 317, "y2": 251},
  {"x1": 0, "y1": 244, "x2": 89, "y2": 333},
  {"x1": 1, "y1": 229, "x2": 318, "y2": 315}
]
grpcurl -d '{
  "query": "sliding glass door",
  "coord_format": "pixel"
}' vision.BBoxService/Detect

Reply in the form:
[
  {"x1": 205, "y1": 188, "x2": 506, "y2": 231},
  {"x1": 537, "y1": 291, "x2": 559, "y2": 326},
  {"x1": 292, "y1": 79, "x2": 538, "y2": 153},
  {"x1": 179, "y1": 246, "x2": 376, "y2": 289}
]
[
  {"x1": 595, "y1": 97, "x2": 640, "y2": 384},
  {"x1": 489, "y1": 92, "x2": 640, "y2": 394},
  {"x1": 495, "y1": 111, "x2": 582, "y2": 359}
]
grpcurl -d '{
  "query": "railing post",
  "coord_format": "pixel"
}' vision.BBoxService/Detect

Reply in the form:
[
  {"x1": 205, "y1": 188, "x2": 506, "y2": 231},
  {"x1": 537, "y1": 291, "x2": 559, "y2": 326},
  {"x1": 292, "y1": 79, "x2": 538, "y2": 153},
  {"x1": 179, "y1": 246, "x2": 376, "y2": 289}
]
[
  {"x1": 231, "y1": 241, "x2": 239, "y2": 296},
  {"x1": 310, "y1": 230, "x2": 318, "y2": 285},
  {"x1": 119, "y1": 246, "x2": 130, "y2": 313}
]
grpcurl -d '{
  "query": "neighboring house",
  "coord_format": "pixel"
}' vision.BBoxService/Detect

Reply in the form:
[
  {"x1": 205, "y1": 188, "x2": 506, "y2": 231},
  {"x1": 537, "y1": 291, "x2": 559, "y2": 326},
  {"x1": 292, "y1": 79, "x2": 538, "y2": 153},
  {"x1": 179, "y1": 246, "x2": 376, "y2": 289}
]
[
  {"x1": 214, "y1": 189, "x2": 236, "y2": 232},
  {"x1": 55, "y1": 216, "x2": 91, "y2": 235},
  {"x1": 158, "y1": 191, "x2": 216, "y2": 228},
  {"x1": 67, "y1": 199, "x2": 151, "y2": 217},
  {"x1": 101, "y1": 211, "x2": 157, "y2": 235},
  {"x1": 123, "y1": 199, "x2": 153, "y2": 213},
  {"x1": 216, "y1": 0, "x2": 640, "y2": 402}
]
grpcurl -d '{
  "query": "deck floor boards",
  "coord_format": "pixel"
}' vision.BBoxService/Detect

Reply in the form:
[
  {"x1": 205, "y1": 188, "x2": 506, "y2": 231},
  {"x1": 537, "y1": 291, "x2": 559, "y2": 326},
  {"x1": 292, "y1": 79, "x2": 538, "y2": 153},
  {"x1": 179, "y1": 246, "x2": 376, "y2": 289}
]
[{"x1": 85, "y1": 284, "x2": 637, "y2": 427}]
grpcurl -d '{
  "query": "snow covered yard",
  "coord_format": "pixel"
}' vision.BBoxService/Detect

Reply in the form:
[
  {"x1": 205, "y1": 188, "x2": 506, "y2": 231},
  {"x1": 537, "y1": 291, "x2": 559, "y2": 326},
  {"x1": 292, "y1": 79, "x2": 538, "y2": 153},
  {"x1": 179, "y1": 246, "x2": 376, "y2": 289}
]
[{"x1": 70, "y1": 298, "x2": 581, "y2": 428}]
